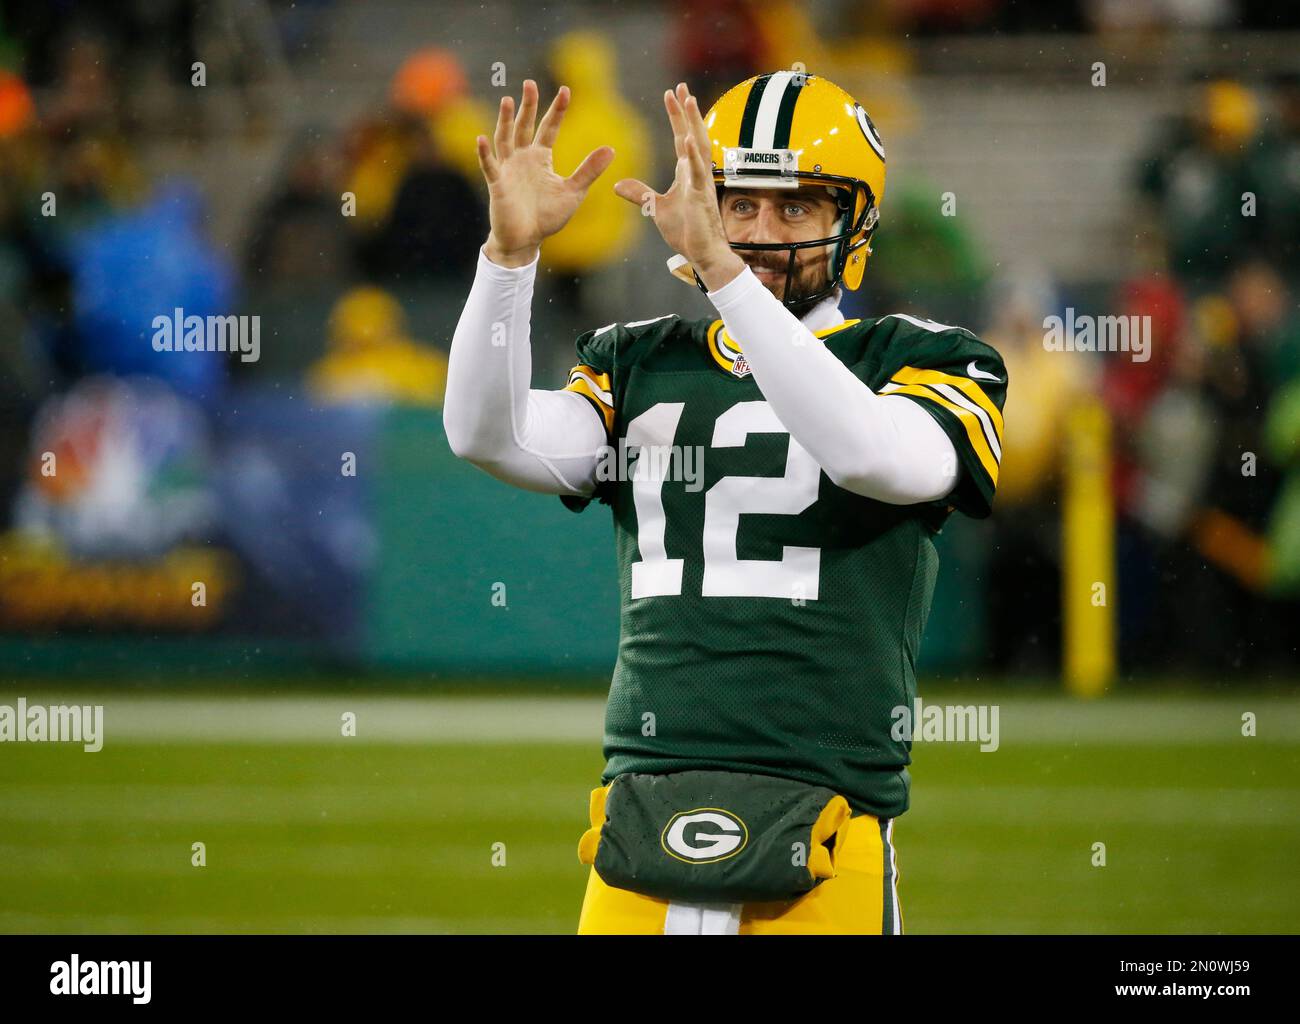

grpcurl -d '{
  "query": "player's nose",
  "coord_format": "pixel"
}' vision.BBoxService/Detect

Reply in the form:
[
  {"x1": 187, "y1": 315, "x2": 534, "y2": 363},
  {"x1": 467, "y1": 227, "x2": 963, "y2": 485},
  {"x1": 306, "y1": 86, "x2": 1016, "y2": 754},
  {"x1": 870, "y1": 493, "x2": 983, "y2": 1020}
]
[{"x1": 731, "y1": 198, "x2": 784, "y2": 245}]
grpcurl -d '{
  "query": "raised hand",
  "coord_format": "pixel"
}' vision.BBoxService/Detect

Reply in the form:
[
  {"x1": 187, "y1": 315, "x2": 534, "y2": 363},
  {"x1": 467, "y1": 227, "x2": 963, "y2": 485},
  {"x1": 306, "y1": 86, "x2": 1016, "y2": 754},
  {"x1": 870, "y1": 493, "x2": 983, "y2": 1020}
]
[
  {"x1": 613, "y1": 82, "x2": 743, "y2": 289},
  {"x1": 477, "y1": 79, "x2": 615, "y2": 267}
]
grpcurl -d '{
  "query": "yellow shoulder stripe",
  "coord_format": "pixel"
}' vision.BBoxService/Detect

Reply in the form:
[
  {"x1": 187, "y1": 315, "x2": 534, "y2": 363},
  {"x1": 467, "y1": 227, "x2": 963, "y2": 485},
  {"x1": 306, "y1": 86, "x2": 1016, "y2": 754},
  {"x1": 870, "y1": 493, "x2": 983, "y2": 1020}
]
[
  {"x1": 815, "y1": 319, "x2": 863, "y2": 339},
  {"x1": 564, "y1": 363, "x2": 614, "y2": 434},
  {"x1": 881, "y1": 382, "x2": 1000, "y2": 485},
  {"x1": 889, "y1": 366, "x2": 1004, "y2": 441}
]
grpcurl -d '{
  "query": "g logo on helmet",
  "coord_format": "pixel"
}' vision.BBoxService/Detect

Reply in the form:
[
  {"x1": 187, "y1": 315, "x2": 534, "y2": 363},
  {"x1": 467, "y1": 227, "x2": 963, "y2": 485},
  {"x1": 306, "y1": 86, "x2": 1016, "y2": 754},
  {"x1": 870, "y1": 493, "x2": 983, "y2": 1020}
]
[
  {"x1": 854, "y1": 103, "x2": 886, "y2": 162},
  {"x1": 661, "y1": 808, "x2": 749, "y2": 864}
]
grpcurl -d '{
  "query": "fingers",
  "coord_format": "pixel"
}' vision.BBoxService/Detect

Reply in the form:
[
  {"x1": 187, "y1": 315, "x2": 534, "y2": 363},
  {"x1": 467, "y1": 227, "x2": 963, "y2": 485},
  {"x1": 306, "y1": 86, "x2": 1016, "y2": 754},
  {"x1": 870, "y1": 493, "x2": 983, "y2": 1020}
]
[
  {"x1": 667, "y1": 83, "x2": 714, "y2": 181},
  {"x1": 535, "y1": 85, "x2": 571, "y2": 149},
  {"x1": 493, "y1": 81, "x2": 567, "y2": 157},
  {"x1": 475, "y1": 134, "x2": 500, "y2": 185},
  {"x1": 614, "y1": 177, "x2": 659, "y2": 209},
  {"x1": 669, "y1": 150, "x2": 693, "y2": 198},
  {"x1": 493, "y1": 93, "x2": 515, "y2": 161},
  {"x1": 567, "y1": 145, "x2": 616, "y2": 193},
  {"x1": 671, "y1": 120, "x2": 706, "y2": 194},
  {"x1": 513, "y1": 79, "x2": 539, "y2": 150},
  {"x1": 684, "y1": 131, "x2": 711, "y2": 191},
  {"x1": 683, "y1": 91, "x2": 714, "y2": 171},
  {"x1": 664, "y1": 89, "x2": 687, "y2": 160}
]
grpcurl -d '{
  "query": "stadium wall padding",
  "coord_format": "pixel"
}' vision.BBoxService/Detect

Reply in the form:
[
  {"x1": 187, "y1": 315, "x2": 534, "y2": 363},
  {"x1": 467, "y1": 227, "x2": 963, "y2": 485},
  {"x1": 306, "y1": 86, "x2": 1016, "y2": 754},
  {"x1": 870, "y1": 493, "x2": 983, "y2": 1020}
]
[
  {"x1": 0, "y1": 406, "x2": 978, "y2": 678},
  {"x1": 365, "y1": 408, "x2": 621, "y2": 674}
]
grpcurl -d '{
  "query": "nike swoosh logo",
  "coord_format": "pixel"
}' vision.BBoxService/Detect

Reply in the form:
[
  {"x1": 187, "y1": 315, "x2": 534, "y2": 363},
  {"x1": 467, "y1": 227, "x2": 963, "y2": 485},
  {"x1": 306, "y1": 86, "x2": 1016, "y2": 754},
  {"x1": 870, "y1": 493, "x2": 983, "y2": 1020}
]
[{"x1": 967, "y1": 360, "x2": 1001, "y2": 382}]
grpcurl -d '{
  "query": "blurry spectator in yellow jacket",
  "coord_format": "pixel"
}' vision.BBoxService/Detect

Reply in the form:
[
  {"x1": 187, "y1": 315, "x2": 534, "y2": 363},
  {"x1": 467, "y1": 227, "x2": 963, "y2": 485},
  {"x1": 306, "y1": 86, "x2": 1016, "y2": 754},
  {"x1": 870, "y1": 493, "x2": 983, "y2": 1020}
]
[
  {"x1": 307, "y1": 286, "x2": 447, "y2": 407},
  {"x1": 980, "y1": 269, "x2": 1088, "y2": 673},
  {"x1": 391, "y1": 48, "x2": 496, "y2": 187},
  {"x1": 345, "y1": 48, "x2": 493, "y2": 235},
  {"x1": 984, "y1": 270, "x2": 1092, "y2": 506},
  {"x1": 542, "y1": 31, "x2": 649, "y2": 306}
]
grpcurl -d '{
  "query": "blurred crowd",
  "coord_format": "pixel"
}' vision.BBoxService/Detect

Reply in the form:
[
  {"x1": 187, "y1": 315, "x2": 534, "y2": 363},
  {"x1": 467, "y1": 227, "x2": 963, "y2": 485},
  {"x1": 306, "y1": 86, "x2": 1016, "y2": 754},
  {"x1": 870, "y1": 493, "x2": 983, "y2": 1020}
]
[
  {"x1": 1114, "y1": 75, "x2": 1300, "y2": 673},
  {"x1": 0, "y1": 0, "x2": 1298, "y2": 675},
  {"x1": 986, "y1": 75, "x2": 1300, "y2": 676}
]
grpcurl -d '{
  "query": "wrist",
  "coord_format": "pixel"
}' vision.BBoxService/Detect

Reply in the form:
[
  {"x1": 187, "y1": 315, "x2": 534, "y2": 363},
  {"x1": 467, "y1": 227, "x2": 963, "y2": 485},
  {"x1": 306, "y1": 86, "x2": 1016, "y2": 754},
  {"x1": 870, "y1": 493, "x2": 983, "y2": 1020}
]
[
  {"x1": 484, "y1": 235, "x2": 540, "y2": 268},
  {"x1": 692, "y1": 247, "x2": 746, "y2": 291}
]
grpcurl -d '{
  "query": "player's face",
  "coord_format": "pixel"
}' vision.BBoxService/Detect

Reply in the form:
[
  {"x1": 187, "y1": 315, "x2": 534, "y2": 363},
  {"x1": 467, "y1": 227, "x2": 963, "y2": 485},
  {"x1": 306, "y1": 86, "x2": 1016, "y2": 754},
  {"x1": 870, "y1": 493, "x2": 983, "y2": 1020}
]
[{"x1": 719, "y1": 187, "x2": 840, "y2": 306}]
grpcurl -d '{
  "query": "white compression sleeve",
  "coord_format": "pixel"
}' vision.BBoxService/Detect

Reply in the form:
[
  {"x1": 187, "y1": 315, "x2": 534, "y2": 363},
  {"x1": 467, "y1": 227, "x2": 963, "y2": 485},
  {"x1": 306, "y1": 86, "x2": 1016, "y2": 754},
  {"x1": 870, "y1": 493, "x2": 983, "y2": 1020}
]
[
  {"x1": 707, "y1": 266, "x2": 960, "y2": 505},
  {"x1": 444, "y1": 247, "x2": 607, "y2": 496}
]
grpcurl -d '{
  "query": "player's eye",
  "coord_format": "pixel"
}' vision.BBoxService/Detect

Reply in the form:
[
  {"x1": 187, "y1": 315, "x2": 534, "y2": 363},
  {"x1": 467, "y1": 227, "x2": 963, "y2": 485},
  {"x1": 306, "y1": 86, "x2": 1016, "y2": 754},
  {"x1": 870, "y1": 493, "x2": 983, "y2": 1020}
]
[
  {"x1": 783, "y1": 203, "x2": 807, "y2": 217},
  {"x1": 731, "y1": 198, "x2": 754, "y2": 213}
]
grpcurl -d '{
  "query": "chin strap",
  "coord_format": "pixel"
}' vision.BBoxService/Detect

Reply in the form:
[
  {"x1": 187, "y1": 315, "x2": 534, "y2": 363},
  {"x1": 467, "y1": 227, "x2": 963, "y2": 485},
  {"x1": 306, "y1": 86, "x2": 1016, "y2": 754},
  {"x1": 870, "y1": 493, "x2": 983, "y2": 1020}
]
[{"x1": 827, "y1": 187, "x2": 853, "y2": 286}]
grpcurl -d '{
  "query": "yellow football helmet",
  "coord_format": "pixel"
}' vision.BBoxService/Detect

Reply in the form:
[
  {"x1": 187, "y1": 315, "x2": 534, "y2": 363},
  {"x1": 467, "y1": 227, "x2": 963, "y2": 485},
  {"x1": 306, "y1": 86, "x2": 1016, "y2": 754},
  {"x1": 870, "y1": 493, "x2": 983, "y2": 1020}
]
[{"x1": 695, "y1": 70, "x2": 886, "y2": 309}]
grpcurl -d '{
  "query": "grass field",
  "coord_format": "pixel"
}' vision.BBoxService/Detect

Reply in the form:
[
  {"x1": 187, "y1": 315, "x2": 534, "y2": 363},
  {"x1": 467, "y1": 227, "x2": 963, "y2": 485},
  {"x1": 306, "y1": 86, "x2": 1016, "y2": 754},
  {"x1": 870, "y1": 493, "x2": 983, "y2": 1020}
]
[{"x1": 1, "y1": 687, "x2": 1298, "y2": 933}]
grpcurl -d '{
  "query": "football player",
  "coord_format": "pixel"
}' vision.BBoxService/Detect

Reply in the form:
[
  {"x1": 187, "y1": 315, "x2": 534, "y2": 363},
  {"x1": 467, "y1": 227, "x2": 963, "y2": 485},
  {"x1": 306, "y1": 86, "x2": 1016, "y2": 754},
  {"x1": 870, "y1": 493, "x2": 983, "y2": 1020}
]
[{"x1": 445, "y1": 73, "x2": 1007, "y2": 934}]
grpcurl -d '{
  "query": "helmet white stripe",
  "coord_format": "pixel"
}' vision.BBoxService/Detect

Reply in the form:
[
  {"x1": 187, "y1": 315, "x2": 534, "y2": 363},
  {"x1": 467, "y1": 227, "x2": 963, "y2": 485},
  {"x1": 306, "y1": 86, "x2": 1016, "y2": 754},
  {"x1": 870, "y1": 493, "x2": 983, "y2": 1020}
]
[{"x1": 752, "y1": 71, "x2": 795, "y2": 150}]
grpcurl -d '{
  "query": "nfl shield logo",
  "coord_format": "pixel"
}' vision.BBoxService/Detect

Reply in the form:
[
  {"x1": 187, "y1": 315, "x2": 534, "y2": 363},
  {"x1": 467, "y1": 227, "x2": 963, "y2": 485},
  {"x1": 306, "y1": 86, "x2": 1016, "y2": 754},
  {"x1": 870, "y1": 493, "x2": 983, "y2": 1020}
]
[{"x1": 731, "y1": 354, "x2": 752, "y2": 378}]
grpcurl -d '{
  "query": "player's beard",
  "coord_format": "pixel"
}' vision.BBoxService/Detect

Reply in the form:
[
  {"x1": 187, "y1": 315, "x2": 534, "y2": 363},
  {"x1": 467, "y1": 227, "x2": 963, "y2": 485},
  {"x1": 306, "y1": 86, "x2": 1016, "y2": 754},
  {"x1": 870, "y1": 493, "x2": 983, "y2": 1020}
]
[{"x1": 741, "y1": 250, "x2": 834, "y2": 318}]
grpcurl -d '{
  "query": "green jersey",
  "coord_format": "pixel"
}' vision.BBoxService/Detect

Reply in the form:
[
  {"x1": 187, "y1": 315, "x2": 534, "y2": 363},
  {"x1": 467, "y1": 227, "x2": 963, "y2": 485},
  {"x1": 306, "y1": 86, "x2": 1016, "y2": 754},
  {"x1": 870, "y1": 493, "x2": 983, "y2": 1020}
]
[{"x1": 561, "y1": 310, "x2": 1007, "y2": 818}]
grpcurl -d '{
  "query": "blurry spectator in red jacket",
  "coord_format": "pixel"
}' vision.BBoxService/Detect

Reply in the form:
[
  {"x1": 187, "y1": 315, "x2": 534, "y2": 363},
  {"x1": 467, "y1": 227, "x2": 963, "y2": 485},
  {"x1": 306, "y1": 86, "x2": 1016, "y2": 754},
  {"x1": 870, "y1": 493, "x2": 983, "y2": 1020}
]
[{"x1": 673, "y1": 0, "x2": 768, "y2": 109}]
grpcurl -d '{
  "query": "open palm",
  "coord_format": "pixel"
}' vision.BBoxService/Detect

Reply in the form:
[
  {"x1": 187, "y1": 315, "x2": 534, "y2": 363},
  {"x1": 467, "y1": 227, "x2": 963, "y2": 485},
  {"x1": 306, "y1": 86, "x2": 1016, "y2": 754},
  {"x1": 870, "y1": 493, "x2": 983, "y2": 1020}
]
[{"x1": 477, "y1": 80, "x2": 614, "y2": 262}]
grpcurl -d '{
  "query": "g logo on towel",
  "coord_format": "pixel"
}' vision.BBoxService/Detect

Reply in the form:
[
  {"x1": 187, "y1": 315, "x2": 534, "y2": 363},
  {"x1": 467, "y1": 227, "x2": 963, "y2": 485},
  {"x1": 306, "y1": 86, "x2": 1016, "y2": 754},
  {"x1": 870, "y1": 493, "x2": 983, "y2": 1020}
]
[{"x1": 661, "y1": 808, "x2": 749, "y2": 864}]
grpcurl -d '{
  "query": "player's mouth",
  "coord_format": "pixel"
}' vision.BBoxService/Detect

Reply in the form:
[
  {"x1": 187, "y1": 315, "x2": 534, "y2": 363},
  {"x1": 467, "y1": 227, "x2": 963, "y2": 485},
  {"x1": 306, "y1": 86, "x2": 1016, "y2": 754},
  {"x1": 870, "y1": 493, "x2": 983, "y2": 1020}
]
[{"x1": 746, "y1": 261, "x2": 791, "y2": 282}]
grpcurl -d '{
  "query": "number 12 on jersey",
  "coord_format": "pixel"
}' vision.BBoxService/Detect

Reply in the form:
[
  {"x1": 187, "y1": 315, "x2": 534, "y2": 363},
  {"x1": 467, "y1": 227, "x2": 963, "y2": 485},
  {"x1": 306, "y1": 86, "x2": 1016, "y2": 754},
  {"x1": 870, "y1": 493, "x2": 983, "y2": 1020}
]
[{"x1": 627, "y1": 400, "x2": 822, "y2": 601}]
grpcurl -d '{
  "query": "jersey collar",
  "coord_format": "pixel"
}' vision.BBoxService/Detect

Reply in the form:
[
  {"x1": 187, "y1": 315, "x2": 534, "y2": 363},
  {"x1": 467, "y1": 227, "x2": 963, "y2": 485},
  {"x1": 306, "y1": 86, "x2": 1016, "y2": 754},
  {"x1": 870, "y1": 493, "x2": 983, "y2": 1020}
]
[
  {"x1": 706, "y1": 287, "x2": 855, "y2": 377},
  {"x1": 799, "y1": 288, "x2": 847, "y2": 334}
]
